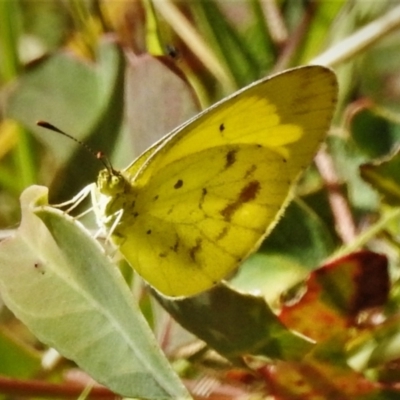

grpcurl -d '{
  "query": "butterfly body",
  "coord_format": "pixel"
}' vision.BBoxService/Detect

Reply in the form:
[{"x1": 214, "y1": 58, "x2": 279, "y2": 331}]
[{"x1": 94, "y1": 66, "x2": 338, "y2": 297}]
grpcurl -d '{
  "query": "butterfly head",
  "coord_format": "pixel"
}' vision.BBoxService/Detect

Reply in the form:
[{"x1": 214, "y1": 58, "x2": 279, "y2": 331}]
[{"x1": 97, "y1": 169, "x2": 128, "y2": 197}]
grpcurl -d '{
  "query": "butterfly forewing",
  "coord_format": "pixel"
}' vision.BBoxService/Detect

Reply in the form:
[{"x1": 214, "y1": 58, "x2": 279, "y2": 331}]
[{"x1": 131, "y1": 66, "x2": 337, "y2": 185}]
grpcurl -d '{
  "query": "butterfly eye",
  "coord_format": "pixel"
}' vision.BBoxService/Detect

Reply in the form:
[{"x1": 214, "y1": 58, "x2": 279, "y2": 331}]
[
  {"x1": 97, "y1": 170, "x2": 125, "y2": 196},
  {"x1": 107, "y1": 173, "x2": 126, "y2": 194},
  {"x1": 111, "y1": 175, "x2": 122, "y2": 187}
]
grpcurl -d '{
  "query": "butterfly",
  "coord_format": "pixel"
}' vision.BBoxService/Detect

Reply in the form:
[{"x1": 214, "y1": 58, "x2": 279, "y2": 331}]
[{"x1": 92, "y1": 65, "x2": 338, "y2": 297}]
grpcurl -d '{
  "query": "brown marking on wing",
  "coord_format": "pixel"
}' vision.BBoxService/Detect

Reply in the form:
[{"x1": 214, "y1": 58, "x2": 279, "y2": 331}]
[
  {"x1": 171, "y1": 238, "x2": 180, "y2": 252},
  {"x1": 216, "y1": 226, "x2": 229, "y2": 241},
  {"x1": 199, "y1": 188, "x2": 208, "y2": 210},
  {"x1": 225, "y1": 149, "x2": 237, "y2": 169},
  {"x1": 221, "y1": 180, "x2": 261, "y2": 221},
  {"x1": 174, "y1": 179, "x2": 183, "y2": 189},
  {"x1": 189, "y1": 238, "x2": 202, "y2": 262},
  {"x1": 244, "y1": 165, "x2": 257, "y2": 179}
]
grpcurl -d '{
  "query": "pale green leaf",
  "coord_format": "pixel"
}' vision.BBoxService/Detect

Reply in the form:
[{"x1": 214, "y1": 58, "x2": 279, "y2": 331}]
[{"x1": 0, "y1": 186, "x2": 191, "y2": 400}]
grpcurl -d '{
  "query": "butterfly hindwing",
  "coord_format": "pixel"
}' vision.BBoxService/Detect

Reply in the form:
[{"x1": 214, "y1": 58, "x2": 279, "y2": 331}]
[{"x1": 117, "y1": 145, "x2": 290, "y2": 296}]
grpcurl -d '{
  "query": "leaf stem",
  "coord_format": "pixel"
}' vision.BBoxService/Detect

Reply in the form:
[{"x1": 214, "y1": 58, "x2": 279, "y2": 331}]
[
  {"x1": 311, "y1": 4, "x2": 400, "y2": 67},
  {"x1": 331, "y1": 207, "x2": 400, "y2": 259}
]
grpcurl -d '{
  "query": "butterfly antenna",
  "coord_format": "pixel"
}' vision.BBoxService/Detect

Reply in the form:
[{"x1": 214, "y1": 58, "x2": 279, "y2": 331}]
[{"x1": 36, "y1": 121, "x2": 116, "y2": 173}]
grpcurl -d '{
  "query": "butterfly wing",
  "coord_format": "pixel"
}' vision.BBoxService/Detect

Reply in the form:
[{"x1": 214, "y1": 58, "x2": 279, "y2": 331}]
[
  {"x1": 114, "y1": 66, "x2": 338, "y2": 297},
  {"x1": 126, "y1": 66, "x2": 337, "y2": 183}
]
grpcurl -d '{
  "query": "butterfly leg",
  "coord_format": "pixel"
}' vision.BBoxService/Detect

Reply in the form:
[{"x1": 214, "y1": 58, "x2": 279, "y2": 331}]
[{"x1": 50, "y1": 184, "x2": 94, "y2": 213}]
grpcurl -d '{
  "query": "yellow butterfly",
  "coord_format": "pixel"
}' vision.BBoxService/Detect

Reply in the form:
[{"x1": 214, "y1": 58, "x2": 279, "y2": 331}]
[{"x1": 93, "y1": 65, "x2": 338, "y2": 297}]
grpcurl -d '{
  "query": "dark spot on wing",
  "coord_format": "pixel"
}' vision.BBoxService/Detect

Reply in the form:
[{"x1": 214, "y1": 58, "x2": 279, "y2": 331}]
[
  {"x1": 219, "y1": 123, "x2": 225, "y2": 132},
  {"x1": 133, "y1": 212, "x2": 139, "y2": 218},
  {"x1": 159, "y1": 252, "x2": 167, "y2": 258},
  {"x1": 189, "y1": 238, "x2": 202, "y2": 262},
  {"x1": 171, "y1": 239, "x2": 180, "y2": 252},
  {"x1": 147, "y1": 229, "x2": 152, "y2": 235},
  {"x1": 244, "y1": 165, "x2": 257, "y2": 179},
  {"x1": 199, "y1": 188, "x2": 208, "y2": 209},
  {"x1": 221, "y1": 180, "x2": 261, "y2": 221},
  {"x1": 174, "y1": 179, "x2": 183, "y2": 189},
  {"x1": 225, "y1": 149, "x2": 237, "y2": 169},
  {"x1": 153, "y1": 195, "x2": 159, "y2": 201},
  {"x1": 216, "y1": 226, "x2": 229, "y2": 241}
]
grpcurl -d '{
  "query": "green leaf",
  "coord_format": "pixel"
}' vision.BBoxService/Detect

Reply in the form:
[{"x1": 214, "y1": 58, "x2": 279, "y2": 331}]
[
  {"x1": 0, "y1": 327, "x2": 41, "y2": 378},
  {"x1": 5, "y1": 39, "x2": 126, "y2": 203},
  {"x1": 351, "y1": 109, "x2": 400, "y2": 158},
  {"x1": 125, "y1": 54, "x2": 200, "y2": 158},
  {"x1": 230, "y1": 253, "x2": 309, "y2": 306},
  {"x1": 155, "y1": 284, "x2": 313, "y2": 362},
  {"x1": 297, "y1": 1, "x2": 346, "y2": 64},
  {"x1": 260, "y1": 199, "x2": 336, "y2": 268},
  {"x1": 0, "y1": 186, "x2": 191, "y2": 400},
  {"x1": 361, "y1": 148, "x2": 400, "y2": 206},
  {"x1": 327, "y1": 135, "x2": 379, "y2": 212},
  {"x1": 191, "y1": 1, "x2": 260, "y2": 86}
]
